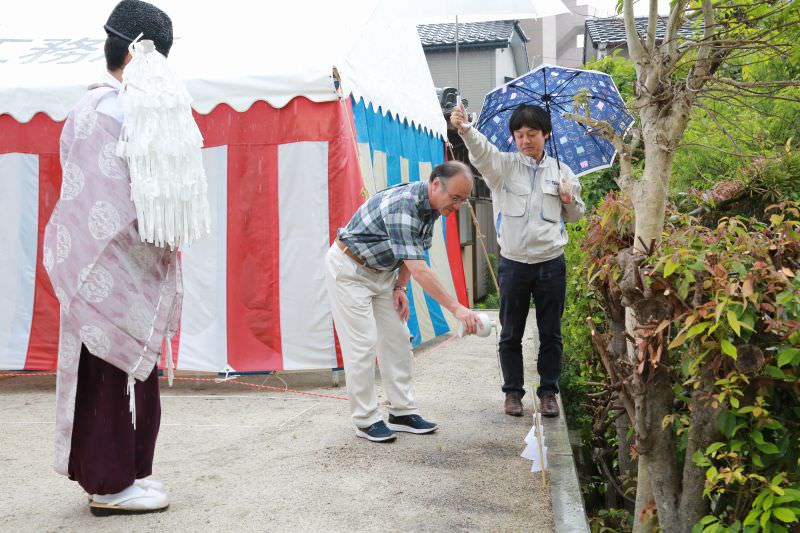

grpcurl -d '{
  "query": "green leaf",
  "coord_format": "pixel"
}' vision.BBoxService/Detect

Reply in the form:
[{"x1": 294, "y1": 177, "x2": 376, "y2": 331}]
[
  {"x1": 766, "y1": 493, "x2": 776, "y2": 510},
  {"x1": 773, "y1": 508, "x2": 797, "y2": 523},
  {"x1": 777, "y1": 291, "x2": 794, "y2": 306},
  {"x1": 721, "y1": 339, "x2": 738, "y2": 359},
  {"x1": 727, "y1": 311, "x2": 742, "y2": 336},
  {"x1": 688, "y1": 322, "x2": 711, "y2": 338},
  {"x1": 665, "y1": 259, "x2": 678, "y2": 277},
  {"x1": 698, "y1": 515, "x2": 718, "y2": 527},
  {"x1": 693, "y1": 450, "x2": 711, "y2": 466},
  {"x1": 706, "y1": 442, "x2": 726, "y2": 455},
  {"x1": 777, "y1": 347, "x2": 800, "y2": 368},
  {"x1": 761, "y1": 509, "x2": 772, "y2": 529},
  {"x1": 766, "y1": 366, "x2": 786, "y2": 379},
  {"x1": 758, "y1": 441, "x2": 781, "y2": 455},
  {"x1": 779, "y1": 488, "x2": 800, "y2": 500}
]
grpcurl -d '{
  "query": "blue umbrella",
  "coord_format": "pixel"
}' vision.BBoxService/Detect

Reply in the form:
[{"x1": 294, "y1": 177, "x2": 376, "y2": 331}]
[{"x1": 475, "y1": 64, "x2": 634, "y2": 177}]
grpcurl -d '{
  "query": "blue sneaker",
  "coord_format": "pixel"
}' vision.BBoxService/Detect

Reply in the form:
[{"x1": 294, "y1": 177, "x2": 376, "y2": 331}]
[
  {"x1": 355, "y1": 420, "x2": 396, "y2": 442},
  {"x1": 387, "y1": 414, "x2": 438, "y2": 434}
]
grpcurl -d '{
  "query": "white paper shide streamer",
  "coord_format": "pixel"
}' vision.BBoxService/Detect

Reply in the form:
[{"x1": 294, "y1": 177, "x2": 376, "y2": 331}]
[{"x1": 117, "y1": 38, "x2": 210, "y2": 249}]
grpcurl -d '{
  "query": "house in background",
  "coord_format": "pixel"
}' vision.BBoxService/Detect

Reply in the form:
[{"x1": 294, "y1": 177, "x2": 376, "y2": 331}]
[
  {"x1": 518, "y1": 0, "x2": 589, "y2": 69},
  {"x1": 583, "y1": 16, "x2": 695, "y2": 63}
]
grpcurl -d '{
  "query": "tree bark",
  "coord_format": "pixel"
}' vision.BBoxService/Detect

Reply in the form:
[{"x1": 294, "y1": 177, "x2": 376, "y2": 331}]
[
  {"x1": 642, "y1": 369, "x2": 682, "y2": 533},
  {"x1": 615, "y1": 402, "x2": 636, "y2": 510},
  {"x1": 633, "y1": 454, "x2": 658, "y2": 533},
  {"x1": 678, "y1": 388, "x2": 720, "y2": 531}
]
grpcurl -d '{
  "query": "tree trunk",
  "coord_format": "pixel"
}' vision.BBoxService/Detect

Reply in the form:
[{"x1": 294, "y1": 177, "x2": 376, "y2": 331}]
[
  {"x1": 626, "y1": 121, "x2": 683, "y2": 531},
  {"x1": 642, "y1": 369, "x2": 682, "y2": 533},
  {"x1": 631, "y1": 134, "x2": 673, "y2": 254},
  {"x1": 678, "y1": 388, "x2": 719, "y2": 531},
  {"x1": 633, "y1": 454, "x2": 657, "y2": 533},
  {"x1": 615, "y1": 403, "x2": 635, "y2": 509}
]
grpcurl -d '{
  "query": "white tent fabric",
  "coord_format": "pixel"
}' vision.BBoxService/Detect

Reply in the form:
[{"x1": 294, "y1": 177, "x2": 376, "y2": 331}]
[
  {"x1": 0, "y1": 0, "x2": 447, "y2": 138},
  {"x1": 395, "y1": 0, "x2": 568, "y2": 23}
]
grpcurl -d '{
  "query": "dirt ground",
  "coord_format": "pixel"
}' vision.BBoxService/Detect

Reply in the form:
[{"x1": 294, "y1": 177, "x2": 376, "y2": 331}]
[{"x1": 0, "y1": 311, "x2": 554, "y2": 532}]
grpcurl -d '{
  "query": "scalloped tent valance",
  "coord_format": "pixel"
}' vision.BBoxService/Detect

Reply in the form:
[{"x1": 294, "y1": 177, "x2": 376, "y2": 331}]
[{"x1": 0, "y1": 0, "x2": 447, "y2": 139}]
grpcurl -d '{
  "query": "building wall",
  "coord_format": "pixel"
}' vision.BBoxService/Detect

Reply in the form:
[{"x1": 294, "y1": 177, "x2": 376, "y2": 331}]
[
  {"x1": 583, "y1": 41, "x2": 630, "y2": 64},
  {"x1": 495, "y1": 47, "x2": 516, "y2": 87},
  {"x1": 424, "y1": 48, "x2": 495, "y2": 116},
  {"x1": 520, "y1": 0, "x2": 606, "y2": 68}
]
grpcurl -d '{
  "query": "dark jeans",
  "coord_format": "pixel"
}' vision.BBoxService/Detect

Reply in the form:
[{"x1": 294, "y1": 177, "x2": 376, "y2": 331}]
[{"x1": 498, "y1": 254, "x2": 566, "y2": 398}]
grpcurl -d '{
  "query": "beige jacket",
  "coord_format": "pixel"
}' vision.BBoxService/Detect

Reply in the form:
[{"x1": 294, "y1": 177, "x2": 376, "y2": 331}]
[{"x1": 461, "y1": 126, "x2": 585, "y2": 264}]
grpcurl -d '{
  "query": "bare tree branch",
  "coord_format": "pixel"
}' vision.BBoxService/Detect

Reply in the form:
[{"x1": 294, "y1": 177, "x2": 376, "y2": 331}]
[
  {"x1": 647, "y1": 0, "x2": 659, "y2": 51},
  {"x1": 562, "y1": 110, "x2": 638, "y2": 192},
  {"x1": 688, "y1": 0, "x2": 720, "y2": 93},
  {"x1": 624, "y1": 0, "x2": 648, "y2": 64},
  {"x1": 678, "y1": 143, "x2": 787, "y2": 159},
  {"x1": 665, "y1": 0, "x2": 690, "y2": 62}
]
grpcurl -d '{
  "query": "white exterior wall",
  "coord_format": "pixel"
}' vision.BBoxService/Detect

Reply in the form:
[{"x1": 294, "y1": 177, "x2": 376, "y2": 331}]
[
  {"x1": 495, "y1": 47, "x2": 517, "y2": 87},
  {"x1": 424, "y1": 48, "x2": 495, "y2": 115}
]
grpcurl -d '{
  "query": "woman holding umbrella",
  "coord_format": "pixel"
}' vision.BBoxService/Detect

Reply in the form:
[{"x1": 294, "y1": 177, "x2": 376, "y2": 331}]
[{"x1": 451, "y1": 102, "x2": 585, "y2": 418}]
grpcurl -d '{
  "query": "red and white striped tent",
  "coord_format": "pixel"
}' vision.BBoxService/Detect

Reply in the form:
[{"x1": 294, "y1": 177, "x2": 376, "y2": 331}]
[{"x1": 0, "y1": 1, "x2": 469, "y2": 373}]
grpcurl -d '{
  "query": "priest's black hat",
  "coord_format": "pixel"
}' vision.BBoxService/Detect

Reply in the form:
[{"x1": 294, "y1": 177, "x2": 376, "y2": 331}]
[{"x1": 104, "y1": 0, "x2": 173, "y2": 57}]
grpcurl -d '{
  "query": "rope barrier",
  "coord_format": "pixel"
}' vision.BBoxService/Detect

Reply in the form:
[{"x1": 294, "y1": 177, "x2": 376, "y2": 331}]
[{"x1": 0, "y1": 336, "x2": 465, "y2": 402}]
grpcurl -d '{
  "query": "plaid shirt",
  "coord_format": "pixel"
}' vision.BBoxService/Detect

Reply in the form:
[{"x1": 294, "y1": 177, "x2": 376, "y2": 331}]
[{"x1": 337, "y1": 181, "x2": 440, "y2": 271}]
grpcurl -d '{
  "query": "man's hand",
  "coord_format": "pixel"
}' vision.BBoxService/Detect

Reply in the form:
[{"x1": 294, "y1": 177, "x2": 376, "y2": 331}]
[
  {"x1": 450, "y1": 103, "x2": 470, "y2": 135},
  {"x1": 393, "y1": 289, "x2": 410, "y2": 322},
  {"x1": 454, "y1": 305, "x2": 479, "y2": 335},
  {"x1": 559, "y1": 175, "x2": 573, "y2": 205}
]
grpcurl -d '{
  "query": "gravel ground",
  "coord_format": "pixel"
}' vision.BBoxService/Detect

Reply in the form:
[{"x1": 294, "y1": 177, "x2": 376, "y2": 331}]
[{"x1": 0, "y1": 311, "x2": 553, "y2": 532}]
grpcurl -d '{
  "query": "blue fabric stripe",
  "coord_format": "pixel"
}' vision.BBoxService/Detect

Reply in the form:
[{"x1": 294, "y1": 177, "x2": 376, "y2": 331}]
[
  {"x1": 351, "y1": 98, "x2": 370, "y2": 144},
  {"x1": 385, "y1": 113, "x2": 402, "y2": 186},
  {"x1": 405, "y1": 281, "x2": 422, "y2": 345},
  {"x1": 423, "y1": 249, "x2": 450, "y2": 337}
]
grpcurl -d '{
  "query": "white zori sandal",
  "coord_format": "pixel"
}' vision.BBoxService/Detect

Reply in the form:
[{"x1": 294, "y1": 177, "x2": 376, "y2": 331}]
[
  {"x1": 89, "y1": 483, "x2": 169, "y2": 516},
  {"x1": 135, "y1": 478, "x2": 166, "y2": 494},
  {"x1": 86, "y1": 478, "x2": 166, "y2": 501}
]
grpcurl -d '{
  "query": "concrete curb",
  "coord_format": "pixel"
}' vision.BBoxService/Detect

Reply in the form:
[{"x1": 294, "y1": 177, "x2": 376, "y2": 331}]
[{"x1": 542, "y1": 396, "x2": 591, "y2": 533}]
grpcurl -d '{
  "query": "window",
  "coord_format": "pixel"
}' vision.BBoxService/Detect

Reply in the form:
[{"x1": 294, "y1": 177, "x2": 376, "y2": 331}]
[{"x1": 576, "y1": 34, "x2": 585, "y2": 49}]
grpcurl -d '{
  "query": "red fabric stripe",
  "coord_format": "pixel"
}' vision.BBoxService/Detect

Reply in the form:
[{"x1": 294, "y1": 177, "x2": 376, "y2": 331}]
[
  {"x1": 443, "y1": 142, "x2": 470, "y2": 308},
  {"x1": 23, "y1": 154, "x2": 62, "y2": 370},
  {"x1": 446, "y1": 209, "x2": 470, "y2": 309},
  {"x1": 194, "y1": 99, "x2": 350, "y2": 148},
  {"x1": 327, "y1": 99, "x2": 364, "y2": 368},
  {"x1": 0, "y1": 113, "x2": 63, "y2": 155},
  {"x1": 226, "y1": 144, "x2": 283, "y2": 371}
]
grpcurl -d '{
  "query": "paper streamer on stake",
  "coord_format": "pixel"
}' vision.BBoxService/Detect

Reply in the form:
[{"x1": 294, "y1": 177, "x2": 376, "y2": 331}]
[
  {"x1": 521, "y1": 386, "x2": 548, "y2": 482},
  {"x1": 522, "y1": 413, "x2": 548, "y2": 472}
]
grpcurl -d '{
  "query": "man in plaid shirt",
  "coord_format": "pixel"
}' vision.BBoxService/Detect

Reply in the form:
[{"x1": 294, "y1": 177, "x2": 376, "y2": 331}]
[{"x1": 326, "y1": 161, "x2": 480, "y2": 442}]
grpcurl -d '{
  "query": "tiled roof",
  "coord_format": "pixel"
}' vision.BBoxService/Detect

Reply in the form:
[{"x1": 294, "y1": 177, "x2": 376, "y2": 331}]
[
  {"x1": 585, "y1": 16, "x2": 695, "y2": 45},
  {"x1": 417, "y1": 20, "x2": 526, "y2": 50}
]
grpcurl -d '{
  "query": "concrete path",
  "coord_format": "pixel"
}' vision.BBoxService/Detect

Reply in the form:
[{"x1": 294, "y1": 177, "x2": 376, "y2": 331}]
[{"x1": 0, "y1": 312, "x2": 555, "y2": 532}]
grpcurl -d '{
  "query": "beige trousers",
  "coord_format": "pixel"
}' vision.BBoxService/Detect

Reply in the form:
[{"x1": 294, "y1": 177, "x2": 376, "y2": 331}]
[{"x1": 325, "y1": 244, "x2": 418, "y2": 428}]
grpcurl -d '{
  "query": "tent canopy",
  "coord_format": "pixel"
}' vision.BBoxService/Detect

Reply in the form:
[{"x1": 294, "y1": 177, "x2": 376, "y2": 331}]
[{"x1": 0, "y1": 0, "x2": 447, "y2": 138}]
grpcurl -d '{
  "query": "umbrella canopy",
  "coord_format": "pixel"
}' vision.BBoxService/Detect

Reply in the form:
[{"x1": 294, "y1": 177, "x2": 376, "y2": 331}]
[{"x1": 475, "y1": 64, "x2": 634, "y2": 177}]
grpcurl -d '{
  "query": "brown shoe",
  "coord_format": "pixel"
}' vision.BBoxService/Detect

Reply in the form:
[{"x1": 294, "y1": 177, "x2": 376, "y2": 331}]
[
  {"x1": 540, "y1": 394, "x2": 560, "y2": 417},
  {"x1": 504, "y1": 393, "x2": 523, "y2": 417}
]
